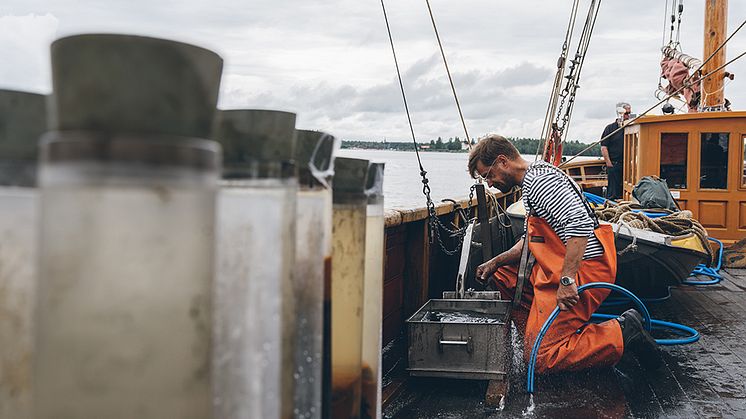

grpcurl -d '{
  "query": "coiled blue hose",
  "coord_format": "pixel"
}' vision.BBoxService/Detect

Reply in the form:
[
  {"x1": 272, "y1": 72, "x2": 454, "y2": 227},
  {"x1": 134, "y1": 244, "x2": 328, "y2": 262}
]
[
  {"x1": 683, "y1": 237, "x2": 724, "y2": 285},
  {"x1": 526, "y1": 282, "x2": 699, "y2": 394}
]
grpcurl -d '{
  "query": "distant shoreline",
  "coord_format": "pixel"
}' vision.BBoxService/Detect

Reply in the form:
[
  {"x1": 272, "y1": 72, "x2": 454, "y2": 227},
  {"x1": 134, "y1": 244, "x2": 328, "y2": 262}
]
[{"x1": 341, "y1": 138, "x2": 603, "y2": 157}]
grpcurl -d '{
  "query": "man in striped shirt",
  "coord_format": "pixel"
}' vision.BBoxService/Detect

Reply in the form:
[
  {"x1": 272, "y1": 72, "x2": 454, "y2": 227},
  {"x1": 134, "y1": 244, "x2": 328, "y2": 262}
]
[{"x1": 470, "y1": 134, "x2": 661, "y2": 373}]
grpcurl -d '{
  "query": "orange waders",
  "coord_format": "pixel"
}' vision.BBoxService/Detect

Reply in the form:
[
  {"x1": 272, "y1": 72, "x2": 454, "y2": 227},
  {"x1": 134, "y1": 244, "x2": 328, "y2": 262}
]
[{"x1": 492, "y1": 216, "x2": 624, "y2": 374}]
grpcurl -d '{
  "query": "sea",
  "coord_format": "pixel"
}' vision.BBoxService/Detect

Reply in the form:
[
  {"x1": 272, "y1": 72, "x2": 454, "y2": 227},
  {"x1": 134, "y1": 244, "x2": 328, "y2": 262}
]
[{"x1": 336, "y1": 149, "x2": 597, "y2": 210}]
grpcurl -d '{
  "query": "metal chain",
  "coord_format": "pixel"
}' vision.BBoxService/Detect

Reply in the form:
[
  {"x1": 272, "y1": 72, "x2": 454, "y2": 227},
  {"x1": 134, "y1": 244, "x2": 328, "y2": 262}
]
[{"x1": 422, "y1": 180, "x2": 477, "y2": 256}]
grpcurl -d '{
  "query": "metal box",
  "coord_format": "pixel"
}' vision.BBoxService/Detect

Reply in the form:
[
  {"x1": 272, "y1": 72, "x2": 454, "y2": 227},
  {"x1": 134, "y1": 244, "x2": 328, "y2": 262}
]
[{"x1": 406, "y1": 298, "x2": 512, "y2": 380}]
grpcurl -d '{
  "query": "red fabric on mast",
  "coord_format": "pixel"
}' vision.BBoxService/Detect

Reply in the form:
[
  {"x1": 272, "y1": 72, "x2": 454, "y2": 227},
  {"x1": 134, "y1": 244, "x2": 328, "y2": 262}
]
[
  {"x1": 661, "y1": 56, "x2": 701, "y2": 112},
  {"x1": 542, "y1": 127, "x2": 563, "y2": 166}
]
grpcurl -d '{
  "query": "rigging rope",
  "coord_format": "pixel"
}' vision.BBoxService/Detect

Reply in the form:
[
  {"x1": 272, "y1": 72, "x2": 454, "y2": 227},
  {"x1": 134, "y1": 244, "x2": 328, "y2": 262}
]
[
  {"x1": 553, "y1": 0, "x2": 601, "y2": 134},
  {"x1": 424, "y1": 0, "x2": 472, "y2": 149},
  {"x1": 538, "y1": 0, "x2": 602, "y2": 165},
  {"x1": 661, "y1": 0, "x2": 670, "y2": 49},
  {"x1": 675, "y1": 0, "x2": 684, "y2": 47},
  {"x1": 379, "y1": 0, "x2": 475, "y2": 256},
  {"x1": 561, "y1": 40, "x2": 746, "y2": 168},
  {"x1": 379, "y1": 0, "x2": 421, "y2": 171},
  {"x1": 537, "y1": 0, "x2": 582, "y2": 159}
]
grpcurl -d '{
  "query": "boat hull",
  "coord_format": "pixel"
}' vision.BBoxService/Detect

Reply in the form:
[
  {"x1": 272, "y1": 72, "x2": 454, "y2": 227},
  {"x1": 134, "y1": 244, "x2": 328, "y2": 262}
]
[{"x1": 611, "y1": 225, "x2": 709, "y2": 295}]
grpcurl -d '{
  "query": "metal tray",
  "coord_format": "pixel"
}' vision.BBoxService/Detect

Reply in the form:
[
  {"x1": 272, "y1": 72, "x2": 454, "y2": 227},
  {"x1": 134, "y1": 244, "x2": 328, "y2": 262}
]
[{"x1": 406, "y1": 298, "x2": 512, "y2": 380}]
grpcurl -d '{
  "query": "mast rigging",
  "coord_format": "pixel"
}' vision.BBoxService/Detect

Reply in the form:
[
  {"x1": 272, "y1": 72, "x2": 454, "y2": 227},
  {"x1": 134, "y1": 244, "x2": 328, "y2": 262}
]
[{"x1": 538, "y1": 0, "x2": 602, "y2": 166}]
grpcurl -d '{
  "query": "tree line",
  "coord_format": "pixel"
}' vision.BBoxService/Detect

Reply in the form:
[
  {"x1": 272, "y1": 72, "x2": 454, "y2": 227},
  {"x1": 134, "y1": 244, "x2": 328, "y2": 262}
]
[{"x1": 341, "y1": 137, "x2": 601, "y2": 157}]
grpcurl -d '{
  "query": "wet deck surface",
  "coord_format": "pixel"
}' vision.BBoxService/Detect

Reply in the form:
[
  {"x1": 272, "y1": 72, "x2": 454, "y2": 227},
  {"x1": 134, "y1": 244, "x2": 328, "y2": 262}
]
[{"x1": 382, "y1": 268, "x2": 746, "y2": 418}]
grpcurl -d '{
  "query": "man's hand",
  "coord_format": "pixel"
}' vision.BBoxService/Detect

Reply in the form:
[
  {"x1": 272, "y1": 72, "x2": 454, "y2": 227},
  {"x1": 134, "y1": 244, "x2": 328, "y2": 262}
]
[
  {"x1": 556, "y1": 283, "x2": 579, "y2": 311},
  {"x1": 475, "y1": 259, "x2": 499, "y2": 284}
]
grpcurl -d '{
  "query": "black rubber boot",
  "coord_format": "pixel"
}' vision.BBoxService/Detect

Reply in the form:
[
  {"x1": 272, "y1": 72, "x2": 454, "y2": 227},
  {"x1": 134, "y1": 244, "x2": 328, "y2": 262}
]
[{"x1": 617, "y1": 308, "x2": 663, "y2": 370}]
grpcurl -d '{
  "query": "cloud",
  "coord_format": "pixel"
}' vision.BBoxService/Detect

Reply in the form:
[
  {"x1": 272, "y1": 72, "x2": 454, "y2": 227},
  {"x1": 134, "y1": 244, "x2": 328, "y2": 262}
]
[
  {"x1": 2, "y1": 0, "x2": 746, "y2": 143},
  {"x1": 0, "y1": 13, "x2": 59, "y2": 93}
]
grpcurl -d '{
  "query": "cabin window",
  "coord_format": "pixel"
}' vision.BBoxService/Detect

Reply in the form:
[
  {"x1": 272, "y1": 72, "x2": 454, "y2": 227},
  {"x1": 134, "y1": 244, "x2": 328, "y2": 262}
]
[
  {"x1": 700, "y1": 133, "x2": 729, "y2": 189},
  {"x1": 660, "y1": 133, "x2": 688, "y2": 189}
]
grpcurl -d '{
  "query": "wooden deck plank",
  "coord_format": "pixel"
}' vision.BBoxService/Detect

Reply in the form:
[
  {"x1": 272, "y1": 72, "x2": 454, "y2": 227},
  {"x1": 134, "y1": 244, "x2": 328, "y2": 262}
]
[
  {"x1": 667, "y1": 287, "x2": 746, "y2": 405},
  {"x1": 383, "y1": 272, "x2": 746, "y2": 418}
]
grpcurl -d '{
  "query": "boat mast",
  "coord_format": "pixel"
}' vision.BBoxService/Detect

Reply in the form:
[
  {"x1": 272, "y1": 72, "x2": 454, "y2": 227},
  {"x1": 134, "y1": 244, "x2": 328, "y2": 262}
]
[{"x1": 702, "y1": 0, "x2": 728, "y2": 109}]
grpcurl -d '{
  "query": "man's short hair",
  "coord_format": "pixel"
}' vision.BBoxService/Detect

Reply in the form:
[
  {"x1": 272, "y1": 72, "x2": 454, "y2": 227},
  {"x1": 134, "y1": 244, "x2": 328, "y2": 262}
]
[
  {"x1": 467, "y1": 134, "x2": 520, "y2": 179},
  {"x1": 616, "y1": 102, "x2": 631, "y2": 109}
]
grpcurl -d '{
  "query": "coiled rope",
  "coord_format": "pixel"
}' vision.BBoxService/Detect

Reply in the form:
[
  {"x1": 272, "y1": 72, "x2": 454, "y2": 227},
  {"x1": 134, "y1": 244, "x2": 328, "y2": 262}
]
[{"x1": 592, "y1": 201, "x2": 713, "y2": 263}]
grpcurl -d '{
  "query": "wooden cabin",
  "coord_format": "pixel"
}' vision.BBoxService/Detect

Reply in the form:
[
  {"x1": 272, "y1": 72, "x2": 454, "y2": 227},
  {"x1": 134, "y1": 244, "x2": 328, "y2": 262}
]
[
  {"x1": 623, "y1": 112, "x2": 746, "y2": 242},
  {"x1": 561, "y1": 157, "x2": 606, "y2": 196}
]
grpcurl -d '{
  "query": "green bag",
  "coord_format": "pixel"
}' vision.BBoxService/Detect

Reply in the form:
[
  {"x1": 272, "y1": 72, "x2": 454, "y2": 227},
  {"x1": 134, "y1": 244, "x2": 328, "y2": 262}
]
[{"x1": 632, "y1": 176, "x2": 679, "y2": 210}]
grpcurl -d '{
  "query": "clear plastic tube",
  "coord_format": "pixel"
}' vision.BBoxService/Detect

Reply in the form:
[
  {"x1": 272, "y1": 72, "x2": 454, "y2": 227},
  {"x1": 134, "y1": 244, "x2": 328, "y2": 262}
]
[
  {"x1": 294, "y1": 129, "x2": 337, "y2": 419},
  {"x1": 0, "y1": 88, "x2": 45, "y2": 419},
  {"x1": 0, "y1": 188, "x2": 37, "y2": 419},
  {"x1": 36, "y1": 160, "x2": 218, "y2": 419},
  {"x1": 361, "y1": 163, "x2": 384, "y2": 419},
  {"x1": 331, "y1": 198, "x2": 367, "y2": 418},
  {"x1": 34, "y1": 34, "x2": 223, "y2": 419},
  {"x1": 321, "y1": 188, "x2": 333, "y2": 418},
  {"x1": 214, "y1": 178, "x2": 296, "y2": 419},
  {"x1": 293, "y1": 188, "x2": 327, "y2": 418}
]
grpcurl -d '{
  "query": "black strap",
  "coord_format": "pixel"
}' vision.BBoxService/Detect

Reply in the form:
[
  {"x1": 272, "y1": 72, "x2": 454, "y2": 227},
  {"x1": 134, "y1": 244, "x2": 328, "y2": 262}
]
[{"x1": 514, "y1": 235, "x2": 533, "y2": 309}]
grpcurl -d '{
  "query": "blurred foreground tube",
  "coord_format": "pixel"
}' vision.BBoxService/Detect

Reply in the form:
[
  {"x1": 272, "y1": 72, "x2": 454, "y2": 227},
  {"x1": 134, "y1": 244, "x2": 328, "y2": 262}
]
[
  {"x1": 361, "y1": 162, "x2": 384, "y2": 419},
  {"x1": 331, "y1": 157, "x2": 369, "y2": 419},
  {"x1": 292, "y1": 129, "x2": 337, "y2": 419},
  {"x1": 35, "y1": 34, "x2": 223, "y2": 419},
  {"x1": 213, "y1": 109, "x2": 297, "y2": 419},
  {"x1": 0, "y1": 89, "x2": 46, "y2": 419}
]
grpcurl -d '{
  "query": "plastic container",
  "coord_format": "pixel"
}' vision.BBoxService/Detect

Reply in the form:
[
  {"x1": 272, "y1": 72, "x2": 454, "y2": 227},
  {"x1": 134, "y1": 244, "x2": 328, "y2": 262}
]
[
  {"x1": 292, "y1": 129, "x2": 338, "y2": 418},
  {"x1": 331, "y1": 157, "x2": 369, "y2": 419},
  {"x1": 34, "y1": 34, "x2": 223, "y2": 419},
  {"x1": 213, "y1": 109, "x2": 297, "y2": 419},
  {"x1": 361, "y1": 162, "x2": 384, "y2": 419},
  {"x1": 0, "y1": 89, "x2": 46, "y2": 419},
  {"x1": 319, "y1": 140, "x2": 337, "y2": 419}
]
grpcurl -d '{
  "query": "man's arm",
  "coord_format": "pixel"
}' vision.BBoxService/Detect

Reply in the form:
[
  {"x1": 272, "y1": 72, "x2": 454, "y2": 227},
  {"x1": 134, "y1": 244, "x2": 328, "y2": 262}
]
[
  {"x1": 601, "y1": 145, "x2": 612, "y2": 167},
  {"x1": 556, "y1": 236, "x2": 588, "y2": 310},
  {"x1": 600, "y1": 124, "x2": 613, "y2": 167},
  {"x1": 476, "y1": 237, "x2": 523, "y2": 282}
]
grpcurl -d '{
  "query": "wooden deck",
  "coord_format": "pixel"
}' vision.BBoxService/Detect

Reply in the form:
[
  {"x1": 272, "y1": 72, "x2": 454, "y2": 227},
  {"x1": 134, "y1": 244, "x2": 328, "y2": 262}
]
[{"x1": 382, "y1": 268, "x2": 746, "y2": 418}]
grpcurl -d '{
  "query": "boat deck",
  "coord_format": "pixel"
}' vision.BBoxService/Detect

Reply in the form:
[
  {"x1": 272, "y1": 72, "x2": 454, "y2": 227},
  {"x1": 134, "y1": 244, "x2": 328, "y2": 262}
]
[{"x1": 382, "y1": 268, "x2": 746, "y2": 418}]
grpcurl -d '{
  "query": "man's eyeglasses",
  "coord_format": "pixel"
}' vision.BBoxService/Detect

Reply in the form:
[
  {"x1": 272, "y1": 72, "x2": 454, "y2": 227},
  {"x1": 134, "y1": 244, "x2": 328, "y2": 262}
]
[{"x1": 480, "y1": 158, "x2": 498, "y2": 180}]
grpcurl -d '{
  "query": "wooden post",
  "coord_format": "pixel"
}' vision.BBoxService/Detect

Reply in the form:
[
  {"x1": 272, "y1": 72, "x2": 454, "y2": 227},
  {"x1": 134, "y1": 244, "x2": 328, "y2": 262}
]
[
  {"x1": 403, "y1": 220, "x2": 430, "y2": 317},
  {"x1": 702, "y1": 0, "x2": 728, "y2": 109},
  {"x1": 475, "y1": 183, "x2": 493, "y2": 263}
]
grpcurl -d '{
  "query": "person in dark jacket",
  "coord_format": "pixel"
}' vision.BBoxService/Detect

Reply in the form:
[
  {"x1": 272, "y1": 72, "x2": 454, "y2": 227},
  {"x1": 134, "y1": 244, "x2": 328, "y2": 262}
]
[{"x1": 600, "y1": 102, "x2": 631, "y2": 200}]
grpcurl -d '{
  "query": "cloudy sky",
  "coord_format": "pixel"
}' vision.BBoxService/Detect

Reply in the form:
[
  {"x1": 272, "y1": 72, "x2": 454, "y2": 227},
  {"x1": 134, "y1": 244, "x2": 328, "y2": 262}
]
[{"x1": 2, "y1": 0, "x2": 745, "y2": 143}]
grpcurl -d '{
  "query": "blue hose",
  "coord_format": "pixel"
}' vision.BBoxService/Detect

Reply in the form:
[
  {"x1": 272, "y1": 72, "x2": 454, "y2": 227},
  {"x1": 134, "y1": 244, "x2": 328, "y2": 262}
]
[
  {"x1": 526, "y1": 282, "x2": 699, "y2": 394},
  {"x1": 630, "y1": 209, "x2": 668, "y2": 219},
  {"x1": 589, "y1": 314, "x2": 699, "y2": 346},
  {"x1": 583, "y1": 192, "x2": 612, "y2": 206},
  {"x1": 683, "y1": 237, "x2": 724, "y2": 285}
]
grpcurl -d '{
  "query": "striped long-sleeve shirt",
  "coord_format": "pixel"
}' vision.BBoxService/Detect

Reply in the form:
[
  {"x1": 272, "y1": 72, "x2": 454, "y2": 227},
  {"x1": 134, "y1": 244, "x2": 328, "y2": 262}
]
[{"x1": 522, "y1": 160, "x2": 604, "y2": 260}]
